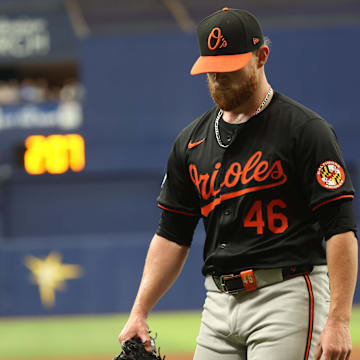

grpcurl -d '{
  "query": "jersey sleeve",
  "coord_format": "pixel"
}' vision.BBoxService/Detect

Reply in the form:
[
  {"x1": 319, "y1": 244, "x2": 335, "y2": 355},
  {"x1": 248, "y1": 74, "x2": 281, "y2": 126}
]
[
  {"x1": 295, "y1": 118, "x2": 355, "y2": 211},
  {"x1": 157, "y1": 138, "x2": 201, "y2": 217},
  {"x1": 156, "y1": 209, "x2": 200, "y2": 247},
  {"x1": 314, "y1": 199, "x2": 357, "y2": 240}
]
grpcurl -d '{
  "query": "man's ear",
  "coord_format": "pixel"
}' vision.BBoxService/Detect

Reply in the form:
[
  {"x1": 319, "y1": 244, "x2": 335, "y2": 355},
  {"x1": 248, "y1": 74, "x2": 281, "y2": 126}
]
[{"x1": 257, "y1": 45, "x2": 270, "y2": 68}]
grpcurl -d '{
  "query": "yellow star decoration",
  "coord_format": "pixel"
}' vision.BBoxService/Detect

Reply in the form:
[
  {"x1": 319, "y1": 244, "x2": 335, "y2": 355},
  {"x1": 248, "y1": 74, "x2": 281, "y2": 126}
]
[{"x1": 24, "y1": 252, "x2": 83, "y2": 308}]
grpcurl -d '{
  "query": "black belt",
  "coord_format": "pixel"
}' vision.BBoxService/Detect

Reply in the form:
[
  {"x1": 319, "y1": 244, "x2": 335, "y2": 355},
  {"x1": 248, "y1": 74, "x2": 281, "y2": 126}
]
[{"x1": 212, "y1": 265, "x2": 314, "y2": 294}]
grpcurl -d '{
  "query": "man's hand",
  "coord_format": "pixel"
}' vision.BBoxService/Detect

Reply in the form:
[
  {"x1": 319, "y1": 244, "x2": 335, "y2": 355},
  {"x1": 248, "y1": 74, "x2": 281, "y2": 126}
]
[
  {"x1": 118, "y1": 235, "x2": 189, "y2": 354},
  {"x1": 314, "y1": 319, "x2": 352, "y2": 360},
  {"x1": 118, "y1": 313, "x2": 153, "y2": 352}
]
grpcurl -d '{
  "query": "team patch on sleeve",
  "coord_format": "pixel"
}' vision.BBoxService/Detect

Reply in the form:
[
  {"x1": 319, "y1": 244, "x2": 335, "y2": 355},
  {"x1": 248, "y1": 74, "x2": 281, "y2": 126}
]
[{"x1": 316, "y1": 161, "x2": 345, "y2": 189}]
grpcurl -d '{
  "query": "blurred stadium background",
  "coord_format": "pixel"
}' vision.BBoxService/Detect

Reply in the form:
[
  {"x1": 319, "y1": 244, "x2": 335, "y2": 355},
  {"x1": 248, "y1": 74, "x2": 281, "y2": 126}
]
[{"x1": 0, "y1": 0, "x2": 359, "y2": 358}]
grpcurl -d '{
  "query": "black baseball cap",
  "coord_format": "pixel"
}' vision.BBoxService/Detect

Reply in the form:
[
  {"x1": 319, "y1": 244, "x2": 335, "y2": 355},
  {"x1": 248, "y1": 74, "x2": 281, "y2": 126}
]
[{"x1": 191, "y1": 8, "x2": 264, "y2": 75}]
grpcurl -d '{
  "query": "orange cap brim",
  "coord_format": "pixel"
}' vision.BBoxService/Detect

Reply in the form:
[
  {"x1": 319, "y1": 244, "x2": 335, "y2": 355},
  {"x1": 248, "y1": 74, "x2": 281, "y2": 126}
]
[{"x1": 190, "y1": 52, "x2": 253, "y2": 75}]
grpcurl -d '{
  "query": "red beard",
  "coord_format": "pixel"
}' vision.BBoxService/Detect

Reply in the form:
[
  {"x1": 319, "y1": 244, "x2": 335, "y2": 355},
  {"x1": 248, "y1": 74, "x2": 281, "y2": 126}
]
[{"x1": 207, "y1": 68, "x2": 258, "y2": 111}]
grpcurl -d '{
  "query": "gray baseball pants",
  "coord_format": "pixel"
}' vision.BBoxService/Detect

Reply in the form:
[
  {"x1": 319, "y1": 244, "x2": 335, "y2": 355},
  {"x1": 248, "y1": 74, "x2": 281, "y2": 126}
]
[{"x1": 193, "y1": 265, "x2": 329, "y2": 360}]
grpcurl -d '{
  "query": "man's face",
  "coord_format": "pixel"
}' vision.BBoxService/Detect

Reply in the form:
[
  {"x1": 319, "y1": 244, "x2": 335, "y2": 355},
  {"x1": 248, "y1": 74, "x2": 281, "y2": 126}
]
[{"x1": 207, "y1": 54, "x2": 259, "y2": 111}]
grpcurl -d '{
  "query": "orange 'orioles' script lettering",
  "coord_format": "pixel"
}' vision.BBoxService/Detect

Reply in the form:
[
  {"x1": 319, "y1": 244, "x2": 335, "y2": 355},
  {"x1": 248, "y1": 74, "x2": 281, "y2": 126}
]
[{"x1": 189, "y1": 151, "x2": 287, "y2": 216}]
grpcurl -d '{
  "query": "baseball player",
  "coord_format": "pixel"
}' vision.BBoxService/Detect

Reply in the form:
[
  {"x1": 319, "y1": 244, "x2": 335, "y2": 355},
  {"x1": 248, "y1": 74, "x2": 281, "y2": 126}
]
[{"x1": 119, "y1": 8, "x2": 358, "y2": 360}]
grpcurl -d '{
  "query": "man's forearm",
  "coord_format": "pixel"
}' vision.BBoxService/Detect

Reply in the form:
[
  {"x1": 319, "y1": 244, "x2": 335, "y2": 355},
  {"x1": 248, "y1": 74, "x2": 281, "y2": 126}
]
[
  {"x1": 326, "y1": 231, "x2": 358, "y2": 322},
  {"x1": 130, "y1": 234, "x2": 190, "y2": 317}
]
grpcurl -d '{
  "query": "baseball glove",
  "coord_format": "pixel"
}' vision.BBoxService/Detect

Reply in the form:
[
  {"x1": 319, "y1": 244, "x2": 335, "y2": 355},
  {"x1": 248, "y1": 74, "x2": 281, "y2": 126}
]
[{"x1": 113, "y1": 335, "x2": 165, "y2": 360}]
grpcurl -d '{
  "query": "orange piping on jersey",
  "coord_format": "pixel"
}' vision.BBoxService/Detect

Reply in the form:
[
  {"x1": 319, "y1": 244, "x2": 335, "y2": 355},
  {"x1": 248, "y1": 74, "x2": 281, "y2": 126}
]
[
  {"x1": 201, "y1": 176, "x2": 287, "y2": 217},
  {"x1": 158, "y1": 203, "x2": 201, "y2": 217},
  {"x1": 312, "y1": 195, "x2": 354, "y2": 211},
  {"x1": 303, "y1": 274, "x2": 314, "y2": 360}
]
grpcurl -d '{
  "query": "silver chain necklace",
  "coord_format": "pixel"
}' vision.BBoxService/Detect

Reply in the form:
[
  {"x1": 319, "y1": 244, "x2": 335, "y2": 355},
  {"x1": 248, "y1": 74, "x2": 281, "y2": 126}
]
[{"x1": 214, "y1": 87, "x2": 273, "y2": 149}]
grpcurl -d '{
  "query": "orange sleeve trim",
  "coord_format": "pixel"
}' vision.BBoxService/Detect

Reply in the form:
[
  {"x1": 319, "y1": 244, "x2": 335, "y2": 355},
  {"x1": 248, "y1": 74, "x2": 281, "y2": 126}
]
[
  {"x1": 312, "y1": 195, "x2": 354, "y2": 211},
  {"x1": 158, "y1": 204, "x2": 201, "y2": 217}
]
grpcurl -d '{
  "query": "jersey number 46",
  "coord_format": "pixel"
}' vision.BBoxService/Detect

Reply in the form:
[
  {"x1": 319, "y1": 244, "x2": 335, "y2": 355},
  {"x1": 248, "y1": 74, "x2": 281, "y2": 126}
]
[{"x1": 244, "y1": 200, "x2": 288, "y2": 234}]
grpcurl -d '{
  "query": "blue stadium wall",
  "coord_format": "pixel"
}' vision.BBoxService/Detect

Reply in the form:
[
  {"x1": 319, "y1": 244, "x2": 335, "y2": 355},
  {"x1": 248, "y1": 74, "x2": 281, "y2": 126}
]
[{"x1": 0, "y1": 25, "x2": 359, "y2": 316}]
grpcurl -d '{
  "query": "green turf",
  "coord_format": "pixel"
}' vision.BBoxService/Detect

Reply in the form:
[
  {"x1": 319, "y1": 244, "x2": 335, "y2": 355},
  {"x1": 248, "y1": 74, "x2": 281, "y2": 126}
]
[
  {"x1": 351, "y1": 306, "x2": 360, "y2": 343},
  {"x1": 1, "y1": 307, "x2": 360, "y2": 358},
  {"x1": 0, "y1": 311, "x2": 201, "y2": 358}
]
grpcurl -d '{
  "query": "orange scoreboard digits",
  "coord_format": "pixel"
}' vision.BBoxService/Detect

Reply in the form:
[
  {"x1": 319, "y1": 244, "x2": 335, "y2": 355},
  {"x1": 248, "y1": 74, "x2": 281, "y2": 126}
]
[{"x1": 24, "y1": 134, "x2": 85, "y2": 175}]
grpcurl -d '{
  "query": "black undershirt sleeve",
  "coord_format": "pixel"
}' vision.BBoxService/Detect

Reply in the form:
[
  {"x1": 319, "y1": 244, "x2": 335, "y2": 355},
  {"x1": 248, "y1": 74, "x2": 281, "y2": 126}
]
[
  {"x1": 156, "y1": 209, "x2": 200, "y2": 247},
  {"x1": 314, "y1": 199, "x2": 357, "y2": 241}
]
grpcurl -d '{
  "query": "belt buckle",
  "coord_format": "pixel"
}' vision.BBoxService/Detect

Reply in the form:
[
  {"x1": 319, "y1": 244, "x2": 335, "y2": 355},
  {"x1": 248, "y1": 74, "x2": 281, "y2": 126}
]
[
  {"x1": 219, "y1": 273, "x2": 241, "y2": 294},
  {"x1": 219, "y1": 269, "x2": 257, "y2": 294}
]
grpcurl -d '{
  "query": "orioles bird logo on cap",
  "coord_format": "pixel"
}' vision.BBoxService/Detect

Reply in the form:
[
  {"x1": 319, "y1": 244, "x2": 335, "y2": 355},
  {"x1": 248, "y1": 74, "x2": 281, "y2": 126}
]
[{"x1": 208, "y1": 27, "x2": 228, "y2": 51}]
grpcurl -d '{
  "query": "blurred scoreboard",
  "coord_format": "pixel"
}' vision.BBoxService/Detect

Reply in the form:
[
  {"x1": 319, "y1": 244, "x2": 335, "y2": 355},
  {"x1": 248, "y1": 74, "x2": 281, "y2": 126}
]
[
  {"x1": 24, "y1": 134, "x2": 85, "y2": 175},
  {"x1": 0, "y1": 101, "x2": 86, "y2": 177}
]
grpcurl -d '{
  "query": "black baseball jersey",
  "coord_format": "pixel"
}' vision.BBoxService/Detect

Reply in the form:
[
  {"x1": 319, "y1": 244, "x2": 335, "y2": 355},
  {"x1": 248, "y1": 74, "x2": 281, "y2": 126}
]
[{"x1": 157, "y1": 92, "x2": 355, "y2": 276}]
